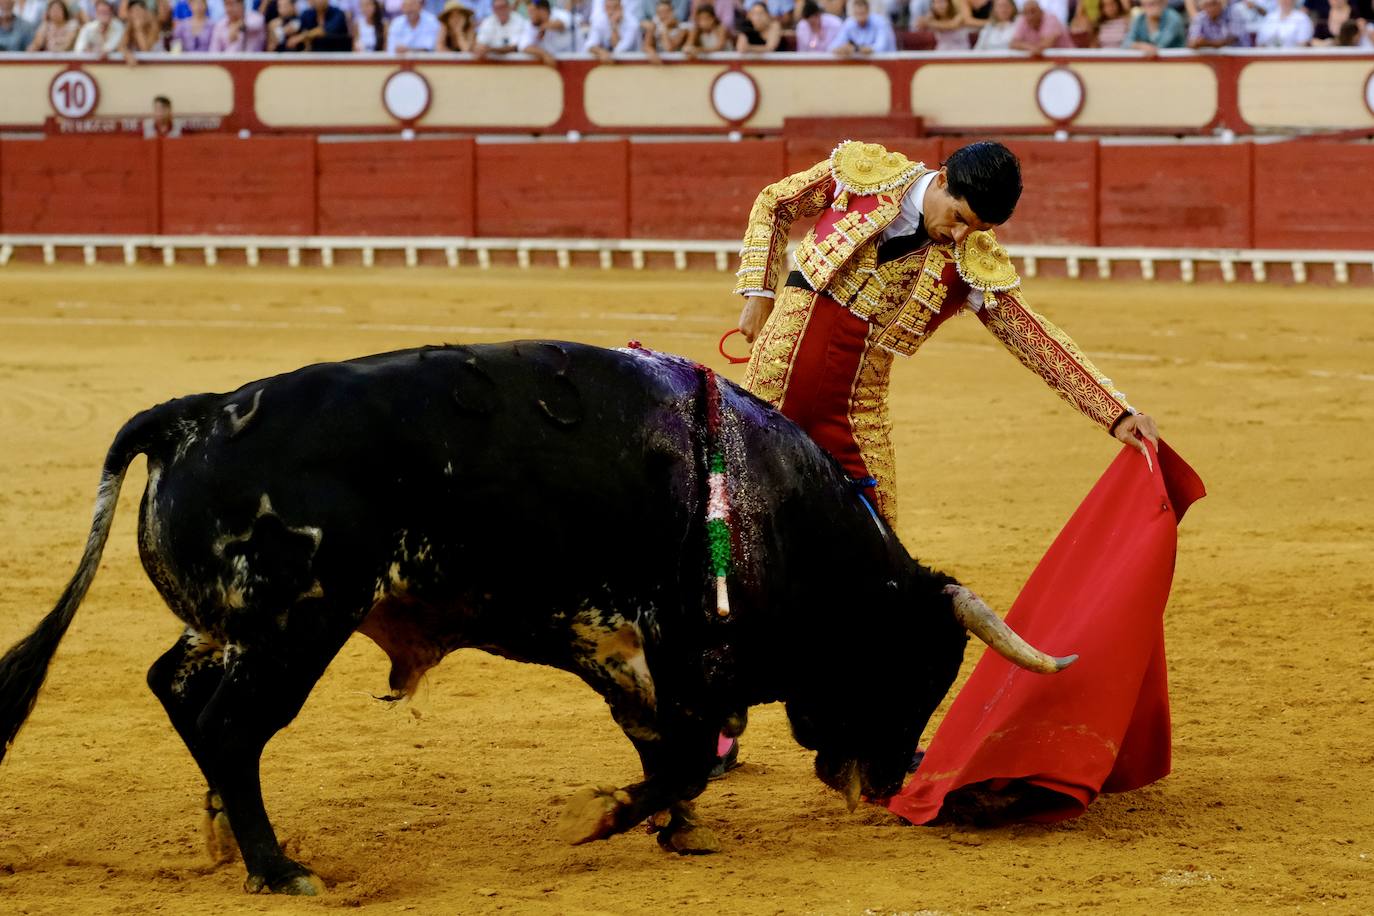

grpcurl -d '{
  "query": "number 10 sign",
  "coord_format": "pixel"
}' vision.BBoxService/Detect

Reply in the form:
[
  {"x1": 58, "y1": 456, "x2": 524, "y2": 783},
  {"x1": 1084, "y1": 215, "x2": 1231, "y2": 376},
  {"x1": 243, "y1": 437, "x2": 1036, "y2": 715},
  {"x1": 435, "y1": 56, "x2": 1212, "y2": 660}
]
[{"x1": 49, "y1": 69, "x2": 100, "y2": 120}]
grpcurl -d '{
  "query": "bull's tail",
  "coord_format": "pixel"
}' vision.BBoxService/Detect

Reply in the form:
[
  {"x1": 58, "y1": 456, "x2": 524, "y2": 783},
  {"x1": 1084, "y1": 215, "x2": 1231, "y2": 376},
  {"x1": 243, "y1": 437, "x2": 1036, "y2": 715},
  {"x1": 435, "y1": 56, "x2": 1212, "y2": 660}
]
[{"x1": 0, "y1": 398, "x2": 199, "y2": 764}]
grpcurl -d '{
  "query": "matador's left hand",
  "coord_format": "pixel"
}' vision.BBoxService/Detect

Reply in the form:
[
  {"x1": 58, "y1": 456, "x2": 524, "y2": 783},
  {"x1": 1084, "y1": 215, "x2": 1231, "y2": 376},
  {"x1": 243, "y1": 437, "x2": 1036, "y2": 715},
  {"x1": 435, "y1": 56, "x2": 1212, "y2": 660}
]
[{"x1": 1114, "y1": 412, "x2": 1160, "y2": 459}]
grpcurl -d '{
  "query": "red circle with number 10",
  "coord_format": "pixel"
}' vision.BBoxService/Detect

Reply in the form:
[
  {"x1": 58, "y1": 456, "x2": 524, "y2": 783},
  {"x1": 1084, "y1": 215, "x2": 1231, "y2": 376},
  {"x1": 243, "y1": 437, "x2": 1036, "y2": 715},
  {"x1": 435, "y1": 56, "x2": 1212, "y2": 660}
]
[{"x1": 49, "y1": 69, "x2": 100, "y2": 120}]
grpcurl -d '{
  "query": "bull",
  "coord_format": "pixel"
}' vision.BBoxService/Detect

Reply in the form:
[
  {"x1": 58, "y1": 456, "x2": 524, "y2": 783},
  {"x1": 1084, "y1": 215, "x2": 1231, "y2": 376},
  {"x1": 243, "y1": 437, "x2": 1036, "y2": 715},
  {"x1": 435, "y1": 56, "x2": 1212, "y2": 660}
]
[{"x1": 0, "y1": 341, "x2": 1072, "y2": 895}]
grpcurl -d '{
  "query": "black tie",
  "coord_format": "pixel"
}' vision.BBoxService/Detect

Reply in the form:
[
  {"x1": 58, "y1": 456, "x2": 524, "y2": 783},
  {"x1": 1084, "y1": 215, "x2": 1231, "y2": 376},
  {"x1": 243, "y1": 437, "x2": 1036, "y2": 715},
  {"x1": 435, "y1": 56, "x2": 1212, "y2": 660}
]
[{"x1": 876, "y1": 216, "x2": 929, "y2": 264}]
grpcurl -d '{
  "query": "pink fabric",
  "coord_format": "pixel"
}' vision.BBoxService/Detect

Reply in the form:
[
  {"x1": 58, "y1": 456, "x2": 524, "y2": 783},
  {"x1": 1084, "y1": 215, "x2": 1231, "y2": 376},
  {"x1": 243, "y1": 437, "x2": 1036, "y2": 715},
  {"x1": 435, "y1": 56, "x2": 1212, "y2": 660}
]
[
  {"x1": 886, "y1": 440, "x2": 1205, "y2": 825},
  {"x1": 1010, "y1": 10, "x2": 1073, "y2": 47}
]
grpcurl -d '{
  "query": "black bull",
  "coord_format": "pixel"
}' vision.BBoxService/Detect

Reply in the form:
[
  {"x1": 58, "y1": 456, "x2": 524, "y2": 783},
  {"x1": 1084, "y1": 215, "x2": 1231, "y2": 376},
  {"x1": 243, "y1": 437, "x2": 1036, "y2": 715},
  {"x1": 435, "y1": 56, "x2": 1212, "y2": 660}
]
[{"x1": 0, "y1": 341, "x2": 1072, "y2": 894}]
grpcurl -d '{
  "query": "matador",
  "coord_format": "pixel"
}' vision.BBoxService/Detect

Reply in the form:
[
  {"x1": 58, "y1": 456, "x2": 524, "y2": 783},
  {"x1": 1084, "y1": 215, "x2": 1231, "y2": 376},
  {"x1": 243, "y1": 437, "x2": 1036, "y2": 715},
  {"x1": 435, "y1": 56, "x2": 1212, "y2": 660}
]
[{"x1": 734, "y1": 139, "x2": 1160, "y2": 527}]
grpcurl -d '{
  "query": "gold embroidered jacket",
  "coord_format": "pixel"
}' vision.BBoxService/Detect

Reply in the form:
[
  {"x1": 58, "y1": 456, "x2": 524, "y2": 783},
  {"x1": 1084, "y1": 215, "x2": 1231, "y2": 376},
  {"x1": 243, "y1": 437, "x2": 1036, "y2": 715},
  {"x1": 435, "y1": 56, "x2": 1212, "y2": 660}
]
[{"x1": 735, "y1": 141, "x2": 1135, "y2": 432}]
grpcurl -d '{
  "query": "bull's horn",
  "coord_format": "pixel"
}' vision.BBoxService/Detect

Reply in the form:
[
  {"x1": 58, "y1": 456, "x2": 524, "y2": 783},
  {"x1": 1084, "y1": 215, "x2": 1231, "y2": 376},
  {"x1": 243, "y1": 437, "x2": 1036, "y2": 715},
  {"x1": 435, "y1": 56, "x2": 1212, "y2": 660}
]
[{"x1": 944, "y1": 584, "x2": 1077, "y2": 674}]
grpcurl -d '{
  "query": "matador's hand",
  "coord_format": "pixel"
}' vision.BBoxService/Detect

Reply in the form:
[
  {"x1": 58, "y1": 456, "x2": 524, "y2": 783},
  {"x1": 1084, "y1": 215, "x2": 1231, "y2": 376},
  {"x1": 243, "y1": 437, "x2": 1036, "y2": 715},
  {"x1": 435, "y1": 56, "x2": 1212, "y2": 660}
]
[
  {"x1": 738, "y1": 296, "x2": 773, "y2": 343},
  {"x1": 1113, "y1": 412, "x2": 1160, "y2": 460}
]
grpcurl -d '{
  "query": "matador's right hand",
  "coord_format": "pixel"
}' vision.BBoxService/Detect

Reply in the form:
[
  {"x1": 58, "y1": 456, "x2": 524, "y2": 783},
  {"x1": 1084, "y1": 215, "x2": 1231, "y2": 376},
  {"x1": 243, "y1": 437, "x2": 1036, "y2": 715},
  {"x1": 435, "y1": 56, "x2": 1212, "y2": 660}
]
[{"x1": 738, "y1": 296, "x2": 773, "y2": 344}]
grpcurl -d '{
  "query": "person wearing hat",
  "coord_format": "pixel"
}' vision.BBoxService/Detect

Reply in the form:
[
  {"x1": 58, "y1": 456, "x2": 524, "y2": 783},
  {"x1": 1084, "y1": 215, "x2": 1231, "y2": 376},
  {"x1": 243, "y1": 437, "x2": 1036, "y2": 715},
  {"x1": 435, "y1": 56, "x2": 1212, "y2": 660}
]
[{"x1": 436, "y1": 0, "x2": 476, "y2": 49}]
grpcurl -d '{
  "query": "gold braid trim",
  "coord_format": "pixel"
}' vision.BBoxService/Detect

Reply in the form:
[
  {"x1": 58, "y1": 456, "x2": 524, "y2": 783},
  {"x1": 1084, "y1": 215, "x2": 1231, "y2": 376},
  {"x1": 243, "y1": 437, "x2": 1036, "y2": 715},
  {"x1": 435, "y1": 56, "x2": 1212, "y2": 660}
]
[
  {"x1": 734, "y1": 159, "x2": 834, "y2": 296},
  {"x1": 954, "y1": 230, "x2": 1020, "y2": 293},
  {"x1": 847, "y1": 324, "x2": 898, "y2": 526},
  {"x1": 979, "y1": 289, "x2": 1133, "y2": 431},
  {"x1": 830, "y1": 140, "x2": 922, "y2": 212}
]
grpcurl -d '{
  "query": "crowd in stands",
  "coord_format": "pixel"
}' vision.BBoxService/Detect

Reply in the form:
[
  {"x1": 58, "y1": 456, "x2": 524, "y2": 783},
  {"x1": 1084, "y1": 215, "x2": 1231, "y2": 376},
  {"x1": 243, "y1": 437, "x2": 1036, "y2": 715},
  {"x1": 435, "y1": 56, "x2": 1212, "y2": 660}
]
[{"x1": 2, "y1": 0, "x2": 1371, "y2": 55}]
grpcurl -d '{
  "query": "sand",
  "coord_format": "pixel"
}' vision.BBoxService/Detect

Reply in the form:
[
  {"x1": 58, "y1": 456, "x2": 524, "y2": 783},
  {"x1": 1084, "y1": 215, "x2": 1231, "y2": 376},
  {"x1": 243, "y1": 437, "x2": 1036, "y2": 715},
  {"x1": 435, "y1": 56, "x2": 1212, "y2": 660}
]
[{"x1": 0, "y1": 266, "x2": 1370, "y2": 915}]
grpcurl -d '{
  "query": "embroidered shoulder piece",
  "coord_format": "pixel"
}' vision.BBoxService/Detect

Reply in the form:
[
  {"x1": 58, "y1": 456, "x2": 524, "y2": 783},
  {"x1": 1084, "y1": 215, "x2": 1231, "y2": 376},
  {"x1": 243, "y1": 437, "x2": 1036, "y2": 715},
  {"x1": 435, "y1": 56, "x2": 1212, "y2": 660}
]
[
  {"x1": 954, "y1": 230, "x2": 1020, "y2": 293},
  {"x1": 830, "y1": 140, "x2": 922, "y2": 210}
]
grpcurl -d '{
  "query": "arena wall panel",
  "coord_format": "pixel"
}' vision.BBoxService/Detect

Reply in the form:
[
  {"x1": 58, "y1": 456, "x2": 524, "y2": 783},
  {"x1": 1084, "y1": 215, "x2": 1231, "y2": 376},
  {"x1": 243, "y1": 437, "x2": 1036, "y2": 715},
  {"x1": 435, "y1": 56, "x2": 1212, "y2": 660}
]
[
  {"x1": 160, "y1": 136, "x2": 317, "y2": 236},
  {"x1": 966, "y1": 139, "x2": 1100, "y2": 247},
  {"x1": 1252, "y1": 143, "x2": 1374, "y2": 250},
  {"x1": 1097, "y1": 145, "x2": 1252, "y2": 249},
  {"x1": 475, "y1": 141, "x2": 629, "y2": 238},
  {"x1": 630, "y1": 141, "x2": 785, "y2": 240},
  {"x1": 316, "y1": 140, "x2": 475, "y2": 237},
  {"x1": 0, "y1": 137, "x2": 159, "y2": 235}
]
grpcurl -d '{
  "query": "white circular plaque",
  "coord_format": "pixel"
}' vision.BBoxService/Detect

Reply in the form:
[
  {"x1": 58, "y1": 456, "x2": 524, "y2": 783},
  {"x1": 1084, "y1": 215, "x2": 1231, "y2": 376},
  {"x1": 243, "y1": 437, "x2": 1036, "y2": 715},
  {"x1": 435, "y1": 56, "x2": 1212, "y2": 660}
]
[
  {"x1": 49, "y1": 69, "x2": 99, "y2": 120},
  {"x1": 711, "y1": 71, "x2": 759, "y2": 124},
  {"x1": 1364, "y1": 70, "x2": 1374, "y2": 119},
  {"x1": 382, "y1": 70, "x2": 432, "y2": 123},
  {"x1": 1036, "y1": 68, "x2": 1084, "y2": 124}
]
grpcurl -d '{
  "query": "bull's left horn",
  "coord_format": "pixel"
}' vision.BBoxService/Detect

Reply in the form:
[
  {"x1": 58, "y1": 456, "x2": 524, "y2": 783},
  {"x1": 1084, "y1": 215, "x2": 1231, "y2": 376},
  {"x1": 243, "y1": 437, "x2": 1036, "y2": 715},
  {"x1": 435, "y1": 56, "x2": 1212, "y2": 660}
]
[{"x1": 944, "y1": 584, "x2": 1077, "y2": 674}]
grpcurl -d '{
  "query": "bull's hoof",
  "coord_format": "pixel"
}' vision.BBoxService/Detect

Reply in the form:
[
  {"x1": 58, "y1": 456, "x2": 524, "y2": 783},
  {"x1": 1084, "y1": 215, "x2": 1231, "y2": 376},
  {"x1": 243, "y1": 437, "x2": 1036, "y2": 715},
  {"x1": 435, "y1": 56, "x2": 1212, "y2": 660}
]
[
  {"x1": 203, "y1": 792, "x2": 239, "y2": 865},
  {"x1": 557, "y1": 785, "x2": 629, "y2": 845},
  {"x1": 243, "y1": 867, "x2": 324, "y2": 896},
  {"x1": 656, "y1": 822, "x2": 721, "y2": 855}
]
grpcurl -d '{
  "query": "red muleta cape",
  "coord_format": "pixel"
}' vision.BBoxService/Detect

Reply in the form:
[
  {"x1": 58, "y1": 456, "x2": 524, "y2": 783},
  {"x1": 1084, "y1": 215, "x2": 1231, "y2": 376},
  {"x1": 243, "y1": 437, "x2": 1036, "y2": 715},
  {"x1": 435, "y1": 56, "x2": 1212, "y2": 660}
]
[{"x1": 886, "y1": 439, "x2": 1206, "y2": 825}]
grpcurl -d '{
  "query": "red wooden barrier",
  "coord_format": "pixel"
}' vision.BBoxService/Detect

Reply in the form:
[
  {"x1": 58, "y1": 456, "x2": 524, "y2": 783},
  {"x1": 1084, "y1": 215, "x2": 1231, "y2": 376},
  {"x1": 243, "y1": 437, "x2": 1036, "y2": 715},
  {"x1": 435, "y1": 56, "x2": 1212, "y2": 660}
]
[
  {"x1": 316, "y1": 140, "x2": 475, "y2": 237},
  {"x1": 160, "y1": 136, "x2": 317, "y2": 236},
  {"x1": 629, "y1": 141, "x2": 785, "y2": 240},
  {"x1": 0, "y1": 137, "x2": 159, "y2": 235},
  {"x1": 1252, "y1": 143, "x2": 1374, "y2": 250},
  {"x1": 475, "y1": 140, "x2": 629, "y2": 238},
  {"x1": 1097, "y1": 144, "x2": 1253, "y2": 249},
  {"x1": 965, "y1": 139, "x2": 1099, "y2": 247}
]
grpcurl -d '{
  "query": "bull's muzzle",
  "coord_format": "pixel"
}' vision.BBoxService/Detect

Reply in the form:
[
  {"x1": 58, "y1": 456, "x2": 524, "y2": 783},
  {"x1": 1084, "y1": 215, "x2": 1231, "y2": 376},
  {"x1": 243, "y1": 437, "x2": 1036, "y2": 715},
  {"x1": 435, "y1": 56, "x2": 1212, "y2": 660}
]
[{"x1": 944, "y1": 584, "x2": 1077, "y2": 674}]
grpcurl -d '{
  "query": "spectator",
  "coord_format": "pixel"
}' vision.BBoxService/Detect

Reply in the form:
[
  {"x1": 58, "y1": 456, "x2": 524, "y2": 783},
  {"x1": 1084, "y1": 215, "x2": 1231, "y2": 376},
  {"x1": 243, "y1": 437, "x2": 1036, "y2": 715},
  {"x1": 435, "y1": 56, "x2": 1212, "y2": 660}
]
[
  {"x1": 920, "y1": 0, "x2": 972, "y2": 48},
  {"x1": 1254, "y1": 0, "x2": 1313, "y2": 44},
  {"x1": 1187, "y1": 0, "x2": 1242, "y2": 45},
  {"x1": 0, "y1": 0, "x2": 37, "y2": 49},
  {"x1": 473, "y1": 0, "x2": 525, "y2": 54},
  {"x1": 704, "y1": 0, "x2": 736, "y2": 32},
  {"x1": 909, "y1": 0, "x2": 931, "y2": 26},
  {"x1": 1009, "y1": 0, "x2": 1071, "y2": 48},
  {"x1": 1126, "y1": 0, "x2": 1186, "y2": 49},
  {"x1": 171, "y1": 0, "x2": 214, "y2": 49},
  {"x1": 120, "y1": 0, "x2": 165, "y2": 57},
  {"x1": 1088, "y1": 0, "x2": 1129, "y2": 45},
  {"x1": 389, "y1": 0, "x2": 440, "y2": 49},
  {"x1": 963, "y1": 0, "x2": 993, "y2": 23},
  {"x1": 172, "y1": 0, "x2": 224, "y2": 22},
  {"x1": 795, "y1": 0, "x2": 841, "y2": 50},
  {"x1": 17, "y1": 0, "x2": 45, "y2": 24},
  {"x1": 736, "y1": 0, "x2": 781, "y2": 49},
  {"x1": 972, "y1": 0, "x2": 1016, "y2": 48},
  {"x1": 208, "y1": 0, "x2": 266, "y2": 48},
  {"x1": 1036, "y1": 0, "x2": 1070, "y2": 29},
  {"x1": 642, "y1": 0, "x2": 687, "y2": 58},
  {"x1": 144, "y1": 94, "x2": 181, "y2": 137},
  {"x1": 518, "y1": 0, "x2": 573, "y2": 61},
  {"x1": 26, "y1": 0, "x2": 77, "y2": 49},
  {"x1": 1312, "y1": 0, "x2": 1367, "y2": 43},
  {"x1": 75, "y1": 0, "x2": 125, "y2": 52},
  {"x1": 435, "y1": 0, "x2": 473, "y2": 50},
  {"x1": 830, "y1": 0, "x2": 896, "y2": 54},
  {"x1": 584, "y1": 0, "x2": 639, "y2": 56},
  {"x1": 683, "y1": 2, "x2": 726, "y2": 53},
  {"x1": 764, "y1": 0, "x2": 793, "y2": 26},
  {"x1": 267, "y1": 0, "x2": 303, "y2": 48},
  {"x1": 1335, "y1": 16, "x2": 1374, "y2": 42},
  {"x1": 356, "y1": 0, "x2": 386, "y2": 48},
  {"x1": 295, "y1": 0, "x2": 351, "y2": 49}
]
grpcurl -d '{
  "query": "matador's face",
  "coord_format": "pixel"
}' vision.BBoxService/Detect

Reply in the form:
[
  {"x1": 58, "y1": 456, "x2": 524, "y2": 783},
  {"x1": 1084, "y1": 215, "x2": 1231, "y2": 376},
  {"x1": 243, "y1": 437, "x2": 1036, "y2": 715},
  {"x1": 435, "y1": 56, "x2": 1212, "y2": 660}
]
[{"x1": 922, "y1": 170, "x2": 998, "y2": 246}]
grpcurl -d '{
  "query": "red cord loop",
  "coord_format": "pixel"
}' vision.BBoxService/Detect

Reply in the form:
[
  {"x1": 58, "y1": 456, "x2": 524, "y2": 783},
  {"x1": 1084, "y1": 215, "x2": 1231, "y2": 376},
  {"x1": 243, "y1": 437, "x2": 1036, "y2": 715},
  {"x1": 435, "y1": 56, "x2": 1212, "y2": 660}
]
[{"x1": 718, "y1": 328, "x2": 751, "y2": 365}]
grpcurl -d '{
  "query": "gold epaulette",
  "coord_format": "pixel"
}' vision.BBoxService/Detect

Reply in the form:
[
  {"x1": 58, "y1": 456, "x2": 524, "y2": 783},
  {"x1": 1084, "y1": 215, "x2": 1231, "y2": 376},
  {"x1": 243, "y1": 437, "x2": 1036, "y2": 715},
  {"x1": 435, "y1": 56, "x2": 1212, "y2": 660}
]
[
  {"x1": 830, "y1": 140, "x2": 922, "y2": 211},
  {"x1": 954, "y1": 230, "x2": 1020, "y2": 293}
]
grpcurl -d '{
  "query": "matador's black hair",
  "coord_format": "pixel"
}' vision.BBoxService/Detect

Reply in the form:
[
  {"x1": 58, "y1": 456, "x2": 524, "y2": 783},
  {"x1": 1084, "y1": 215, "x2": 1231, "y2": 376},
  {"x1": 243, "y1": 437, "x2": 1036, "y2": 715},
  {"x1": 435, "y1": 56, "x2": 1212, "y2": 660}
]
[{"x1": 943, "y1": 141, "x2": 1023, "y2": 226}]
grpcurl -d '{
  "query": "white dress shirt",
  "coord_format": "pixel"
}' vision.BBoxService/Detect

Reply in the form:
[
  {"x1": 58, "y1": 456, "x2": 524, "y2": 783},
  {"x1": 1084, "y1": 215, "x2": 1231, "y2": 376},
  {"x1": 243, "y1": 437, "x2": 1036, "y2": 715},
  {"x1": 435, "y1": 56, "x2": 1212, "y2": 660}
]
[
  {"x1": 476, "y1": 10, "x2": 529, "y2": 48},
  {"x1": 518, "y1": 7, "x2": 576, "y2": 52}
]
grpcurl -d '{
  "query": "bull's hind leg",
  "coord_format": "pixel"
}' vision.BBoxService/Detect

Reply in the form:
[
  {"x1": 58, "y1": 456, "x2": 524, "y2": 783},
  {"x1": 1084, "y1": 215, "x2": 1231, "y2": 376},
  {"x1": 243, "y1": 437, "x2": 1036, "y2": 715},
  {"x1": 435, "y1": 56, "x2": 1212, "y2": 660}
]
[{"x1": 146, "y1": 630, "x2": 238, "y2": 865}]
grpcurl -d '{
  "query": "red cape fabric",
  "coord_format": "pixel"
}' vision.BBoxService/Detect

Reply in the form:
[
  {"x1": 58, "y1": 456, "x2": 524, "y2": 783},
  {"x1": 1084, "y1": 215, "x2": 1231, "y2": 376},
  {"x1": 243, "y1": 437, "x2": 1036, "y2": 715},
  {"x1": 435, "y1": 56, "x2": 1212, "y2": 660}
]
[{"x1": 886, "y1": 439, "x2": 1206, "y2": 825}]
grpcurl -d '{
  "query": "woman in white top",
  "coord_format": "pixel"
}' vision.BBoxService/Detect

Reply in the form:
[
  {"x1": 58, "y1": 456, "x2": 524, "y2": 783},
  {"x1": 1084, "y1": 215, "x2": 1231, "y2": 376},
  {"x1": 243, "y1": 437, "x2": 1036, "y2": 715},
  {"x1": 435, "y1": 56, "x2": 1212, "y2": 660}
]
[
  {"x1": 921, "y1": 0, "x2": 972, "y2": 49},
  {"x1": 1255, "y1": 0, "x2": 1314, "y2": 46},
  {"x1": 972, "y1": 0, "x2": 1015, "y2": 49},
  {"x1": 74, "y1": 0, "x2": 124, "y2": 52}
]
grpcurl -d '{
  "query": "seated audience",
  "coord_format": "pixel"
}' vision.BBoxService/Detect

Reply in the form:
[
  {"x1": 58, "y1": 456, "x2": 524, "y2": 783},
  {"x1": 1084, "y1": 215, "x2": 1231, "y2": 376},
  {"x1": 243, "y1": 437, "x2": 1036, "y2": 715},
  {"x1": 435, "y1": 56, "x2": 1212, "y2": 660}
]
[
  {"x1": 267, "y1": 0, "x2": 303, "y2": 49},
  {"x1": 1091, "y1": 0, "x2": 1130, "y2": 46},
  {"x1": 585, "y1": 0, "x2": 641, "y2": 57},
  {"x1": 16, "y1": 0, "x2": 45, "y2": 24},
  {"x1": 1009, "y1": 0, "x2": 1071, "y2": 48},
  {"x1": 920, "y1": 0, "x2": 972, "y2": 49},
  {"x1": 1312, "y1": 0, "x2": 1367, "y2": 43},
  {"x1": 972, "y1": 0, "x2": 1016, "y2": 48},
  {"x1": 963, "y1": 0, "x2": 993, "y2": 23},
  {"x1": 764, "y1": 0, "x2": 793, "y2": 26},
  {"x1": 643, "y1": 0, "x2": 688, "y2": 59},
  {"x1": 26, "y1": 0, "x2": 78, "y2": 49},
  {"x1": 356, "y1": 0, "x2": 386, "y2": 49},
  {"x1": 1126, "y1": 0, "x2": 1186, "y2": 49},
  {"x1": 795, "y1": 0, "x2": 841, "y2": 50},
  {"x1": 75, "y1": 0, "x2": 126, "y2": 52},
  {"x1": 172, "y1": 0, "x2": 214, "y2": 50},
  {"x1": 0, "y1": 0, "x2": 36, "y2": 49},
  {"x1": 830, "y1": 0, "x2": 896, "y2": 54},
  {"x1": 518, "y1": 0, "x2": 573, "y2": 61},
  {"x1": 1187, "y1": 0, "x2": 1242, "y2": 46},
  {"x1": 1334, "y1": 16, "x2": 1374, "y2": 43},
  {"x1": 435, "y1": 0, "x2": 474, "y2": 50},
  {"x1": 474, "y1": 0, "x2": 526, "y2": 54},
  {"x1": 683, "y1": 2, "x2": 728, "y2": 55},
  {"x1": 209, "y1": 0, "x2": 266, "y2": 48},
  {"x1": 120, "y1": 0, "x2": 166, "y2": 57},
  {"x1": 736, "y1": 0, "x2": 781, "y2": 50},
  {"x1": 296, "y1": 0, "x2": 351, "y2": 50},
  {"x1": 1255, "y1": 0, "x2": 1313, "y2": 45},
  {"x1": 389, "y1": 0, "x2": 441, "y2": 49}
]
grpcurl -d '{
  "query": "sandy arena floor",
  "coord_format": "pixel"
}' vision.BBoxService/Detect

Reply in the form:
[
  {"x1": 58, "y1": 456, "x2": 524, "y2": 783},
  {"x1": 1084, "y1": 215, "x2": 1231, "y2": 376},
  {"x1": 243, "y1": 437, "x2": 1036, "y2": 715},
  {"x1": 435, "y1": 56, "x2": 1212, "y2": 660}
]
[{"x1": 0, "y1": 266, "x2": 1370, "y2": 915}]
